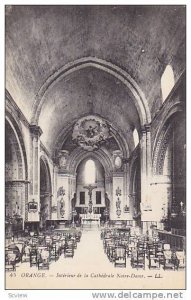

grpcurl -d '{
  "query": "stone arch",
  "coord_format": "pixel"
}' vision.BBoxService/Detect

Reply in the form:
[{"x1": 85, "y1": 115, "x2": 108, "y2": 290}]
[
  {"x1": 73, "y1": 151, "x2": 109, "y2": 219},
  {"x1": 40, "y1": 155, "x2": 52, "y2": 193},
  {"x1": 54, "y1": 113, "x2": 130, "y2": 159},
  {"x1": 152, "y1": 103, "x2": 182, "y2": 175},
  {"x1": 154, "y1": 125, "x2": 172, "y2": 175},
  {"x1": 130, "y1": 157, "x2": 139, "y2": 195},
  {"x1": 32, "y1": 57, "x2": 151, "y2": 126},
  {"x1": 5, "y1": 115, "x2": 28, "y2": 180},
  {"x1": 39, "y1": 155, "x2": 52, "y2": 228},
  {"x1": 68, "y1": 147, "x2": 113, "y2": 178},
  {"x1": 5, "y1": 116, "x2": 29, "y2": 232}
]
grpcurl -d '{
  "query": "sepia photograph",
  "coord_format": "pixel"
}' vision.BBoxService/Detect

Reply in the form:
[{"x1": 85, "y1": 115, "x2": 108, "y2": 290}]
[{"x1": 4, "y1": 4, "x2": 186, "y2": 291}]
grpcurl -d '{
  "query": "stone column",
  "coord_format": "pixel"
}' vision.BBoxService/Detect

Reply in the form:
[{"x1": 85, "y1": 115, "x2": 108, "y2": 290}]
[
  {"x1": 69, "y1": 174, "x2": 77, "y2": 215},
  {"x1": 123, "y1": 163, "x2": 131, "y2": 219},
  {"x1": 57, "y1": 173, "x2": 70, "y2": 220},
  {"x1": 129, "y1": 192, "x2": 138, "y2": 226},
  {"x1": 150, "y1": 175, "x2": 172, "y2": 228},
  {"x1": 51, "y1": 163, "x2": 59, "y2": 221},
  {"x1": 56, "y1": 150, "x2": 70, "y2": 220},
  {"x1": 5, "y1": 180, "x2": 29, "y2": 229},
  {"x1": 112, "y1": 172, "x2": 124, "y2": 220},
  {"x1": 140, "y1": 124, "x2": 152, "y2": 226},
  {"x1": 112, "y1": 150, "x2": 130, "y2": 221},
  {"x1": 28, "y1": 125, "x2": 42, "y2": 222},
  {"x1": 105, "y1": 176, "x2": 112, "y2": 201}
]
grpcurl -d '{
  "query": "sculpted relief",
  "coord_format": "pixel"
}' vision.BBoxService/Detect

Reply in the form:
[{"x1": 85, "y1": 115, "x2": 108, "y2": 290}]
[{"x1": 72, "y1": 115, "x2": 110, "y2": 151}]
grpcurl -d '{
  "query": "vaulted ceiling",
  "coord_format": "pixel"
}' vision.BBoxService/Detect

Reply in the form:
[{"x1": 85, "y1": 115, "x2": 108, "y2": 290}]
[{"x1": 6, "y1": 5, "x2": 186, "y2": 154}]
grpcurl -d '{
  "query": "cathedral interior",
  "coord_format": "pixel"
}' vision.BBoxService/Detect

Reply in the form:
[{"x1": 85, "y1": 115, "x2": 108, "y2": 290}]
[{"x1": 5, "y1": 5, "x2": 186, "y2": 289}]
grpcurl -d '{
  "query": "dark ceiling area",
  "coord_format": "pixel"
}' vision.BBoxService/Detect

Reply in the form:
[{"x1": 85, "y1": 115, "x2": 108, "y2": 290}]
[{"x1": 6, "y1": 5, "x2": 186, "y2": 154}]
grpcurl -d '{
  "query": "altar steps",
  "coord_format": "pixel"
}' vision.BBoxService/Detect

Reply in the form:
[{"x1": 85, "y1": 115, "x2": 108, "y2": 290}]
[{"x1": 82, "y1": 224, "x2": 100, "y2": 231}]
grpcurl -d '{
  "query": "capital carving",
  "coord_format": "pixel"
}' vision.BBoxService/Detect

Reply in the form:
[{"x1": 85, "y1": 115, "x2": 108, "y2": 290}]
[
  {"x1": 29, "y1": 125, "x2": 43, "y2": 137},
  {"x1": 141, "y1": 123, "x2": 151, "y2": 134}
]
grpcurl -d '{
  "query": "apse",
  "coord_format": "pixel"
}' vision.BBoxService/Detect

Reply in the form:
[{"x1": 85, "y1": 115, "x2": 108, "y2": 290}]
[{"x1": 75, "y1": 157, "x2": 106, "y2": 216}]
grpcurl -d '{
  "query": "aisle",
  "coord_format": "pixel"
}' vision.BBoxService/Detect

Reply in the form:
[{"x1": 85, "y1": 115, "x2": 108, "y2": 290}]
[{"x1": 67, "y1": 229, "x2": 111, "y2": 268}]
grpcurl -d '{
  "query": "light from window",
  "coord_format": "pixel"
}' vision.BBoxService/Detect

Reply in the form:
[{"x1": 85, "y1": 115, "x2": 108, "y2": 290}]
[
  {"x1": 85, "y1": 159, "x2": 96, "y2": 184},
  {"x1": 133, "y1": 128, "x2": 139, "y2": 148},
  {"x1": 161, "y1": 65, "x2": 175, "y2": 101}
]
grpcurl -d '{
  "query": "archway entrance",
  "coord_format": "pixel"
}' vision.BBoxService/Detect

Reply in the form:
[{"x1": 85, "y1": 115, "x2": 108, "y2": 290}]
[
  {"x1": 39, "y1": 157, "x2": 52, "y2": 230},
  {"x1": 5, "y1": 119, "x2": 27, "y2": 237},
  {"x1": 75, "y1": 157, "x2": 108, "y2": 224}
]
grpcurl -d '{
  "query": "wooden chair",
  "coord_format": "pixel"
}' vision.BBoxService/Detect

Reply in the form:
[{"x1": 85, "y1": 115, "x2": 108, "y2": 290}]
[
  {"x1": 107, "y1": 242, "x2": 115, "y2": 262},
  {"x1": 7, "y1": 244, "x2": 22, "y2": 263},
  {"x1": 128, "y1": 242, "x2": 136, "y2": 257},
  {"x1": 131, "y1": 250, "x2": 145, "y2": 269},
  {"x1": 38, "y1": 248, "x2": 50, "y2": 270},
  {"x1": 5, "y1": 250, "x2": 17, "y2": 271},
  {"x1": 71, "y1": 237, "x2": 77, "y2": 249},
  {"x1": 163, "y1": 250, "x2": 175, "y2": 270},
  {"x1": 21, "y1": 245, "x2": 31, "y2": 263},
  {"x1": 76, "y1": 232, "x2": 81, "y2": 242},
  {"x1": 120, "y1": 239, "x2": 129, "y2": 256},
  {"x1": 64, "y1": 240, "x2": 74, "y2": 258},
  {"x1": 30, "y1": 248, "x2": 38, "y2": 267},
  {"x1": 49, "y1": 244, "x2": 59, "y2": 261},
  {"x1": 163, "y1": 243, "x2": 171, "y2": 251},
  {"x1": 156, "y1": 243, "x2": 165, "y2": 266},
  {"x1": 45, "y1": 236, "x2": 52, "y2": 246},
  {"x1": 60, "y1": 238, "x2": 66, "y2": 254},
  {"x1": 175, "y1": 251, "x2": 185, "y2": 270},
  {"x1": 114, "y1": 246, "x2": 126, "y2": 268},
  {"x1": 104, "y1": 238, "x2": 112, "y2": 253},
  {"x1": 148, "y1": 256, "x2": 160, "y2": 269}
]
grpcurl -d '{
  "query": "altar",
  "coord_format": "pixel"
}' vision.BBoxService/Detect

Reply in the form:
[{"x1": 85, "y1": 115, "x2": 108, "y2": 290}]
[{"x1": 80, "y1": 213, "x2": 101, "y2": 228}]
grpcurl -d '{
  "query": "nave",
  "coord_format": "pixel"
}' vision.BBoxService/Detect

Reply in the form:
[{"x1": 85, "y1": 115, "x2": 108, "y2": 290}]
[{"x1": 6, "y1": 226, "x2": 185, "y2": 290}]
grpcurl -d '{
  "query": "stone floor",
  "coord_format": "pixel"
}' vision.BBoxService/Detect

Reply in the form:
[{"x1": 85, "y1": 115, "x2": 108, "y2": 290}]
[{"x1": 6, "y1": 228, "x2": 185, "y2": 289}]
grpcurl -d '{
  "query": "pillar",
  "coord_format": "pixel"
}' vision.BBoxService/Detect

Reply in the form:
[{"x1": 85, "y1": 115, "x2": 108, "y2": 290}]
[
  {"x1": 50, "y1": 164, "x2": 59, "y2": 221},
  {"x1": 28, "y1": 125, "x2": 42, "y2": 223},
  {"x1": 140, "y1": 124, "x2": 152, "y2": 228},
  {"x1": 150, "y1": 175, "x2": 172, "y2": 229},
  {"x1": 56, "y1": 150, "x2": 70, "y2": 220},
  {"x1": 112, "y1": 172, "x2": 124, "y2": 220},
  {"x1": 5, "y1": 180, "x2": 29, "y2": 230}
]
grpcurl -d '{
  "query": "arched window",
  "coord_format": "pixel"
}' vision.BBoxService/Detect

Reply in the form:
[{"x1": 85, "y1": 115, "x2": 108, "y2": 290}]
[
  {"x1": 133, "y1": 128, "x2": 139, "y2": 148},
  {"x1": 161, "y1": 65, "x2": 175, "y2": 102},
  {"x1": 85, "y1": 159, "x2": 96, "y2": 184}
]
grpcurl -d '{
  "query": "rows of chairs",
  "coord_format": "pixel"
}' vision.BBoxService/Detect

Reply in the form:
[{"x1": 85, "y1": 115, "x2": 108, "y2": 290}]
[
  {"x1": 101, "y1": 228, "x2": 130, "y2": 268},
  {"x1": 101, "y1": 228, "x2": 185, "y2": 270},
  {"x1": 5, "y1": 229, "x2": 82, "y2": 271},
  {"x1": 147, "y1": 241, "x2": 185, "y2": 270}
]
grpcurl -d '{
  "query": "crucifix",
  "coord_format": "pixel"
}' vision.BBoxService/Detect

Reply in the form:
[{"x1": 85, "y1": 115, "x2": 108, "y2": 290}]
[{"x1": 84, "y1": 184, "x2": 97, "y2": 214}]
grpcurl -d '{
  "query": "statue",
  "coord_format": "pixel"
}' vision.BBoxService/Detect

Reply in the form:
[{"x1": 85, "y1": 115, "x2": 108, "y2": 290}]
[
  {"x1": 60, "y1": 198, "x2": 65, "y2": 217},
  {"x1": 71, "y1": 193, "x2": 77, "y2": 210},
  {"x1": 57, "y1": 186, "x2": 65, "y2": 197},
  {"x1": 84, "y1": 184, "x2": 97, "y2": 214},
  {"x1": 105, "y1": 193, "x2": 110, "y2": 211}
]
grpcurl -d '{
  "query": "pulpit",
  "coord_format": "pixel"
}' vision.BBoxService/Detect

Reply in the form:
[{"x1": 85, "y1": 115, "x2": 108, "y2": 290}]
[{"x1": 80, "y1": 213, "x2": 101, "y2": 228}]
